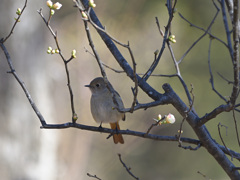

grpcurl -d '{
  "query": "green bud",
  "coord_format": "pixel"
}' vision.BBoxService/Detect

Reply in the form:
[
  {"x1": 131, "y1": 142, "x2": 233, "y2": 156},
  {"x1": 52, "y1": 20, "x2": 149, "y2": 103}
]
[
  {"x1": 50, "y1": 9, "x2": 55, "y2": 15},
  {"x1": 47, "y1": 49, "x2": 52, "y2": 54},
  {"x1": 47, "y1": 0, "x2": 53, "y2": 8},
  {"x1": 89, "y1": 0, "x2": 96, "y2": 8},
  {"x1": 168, "y1": 35, "x2": 176, "y2": 43},
  {"x1": 81, "y1": 11, "x2": 88, "y2": 19},
  {"x1": 16, "y1": 8, "x2": 22, "y2": 15},
  {"x1": 71, "y1": 49, "x2": 77, "y2": 58},
  {"x1": 73, "y1": 113, "x2": 78, "y2": 121}
]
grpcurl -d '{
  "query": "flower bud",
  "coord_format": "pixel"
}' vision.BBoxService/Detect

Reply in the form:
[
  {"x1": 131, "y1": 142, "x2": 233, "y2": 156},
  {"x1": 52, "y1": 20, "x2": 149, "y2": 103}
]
[
  {"x1": 51, "y1": 49, "x2": 56, "y2": 54},
  {"x1": 166, "y1": 113, "x2": 175, "y2": 124},
  {"x1": 178, "y1": 130, "x2": 183, "y2": 134},
  {"x1": 16, "y1": 8, "x2": 22, "y2": 15},
  {"x1": 52, "y1": 2, "x2": 62, "y2": 10},
  {"x1": 168, "y1": 34, "x2": 176, "y2": 43},
  {"x1": 154, "y1": 50, "x2": 159, "y2": 56},
  {"x1": 46, "y1": 0, "x2": 53, "y2": 8},
  {"x1": 89, "y1": 0, "x2": 96, "y2": 8},
  {"x1": 169, "y1": 35, "x2": 175, "y2": 39},
  {"x1": 81, "y1": 11, "x2": 88, "y2": 19},
  {"x1": 50, "y1": 9, "x2": 55, "y2": 15},
  {"x1": 71, "y1": 49, "x2": 77, "y2": 58},
  {"x1": 47, "y1": 46, "x2": 52, "y2": 54},
  {"x1": 73, "y1": 113, "x2": 78, "y2": 121}
]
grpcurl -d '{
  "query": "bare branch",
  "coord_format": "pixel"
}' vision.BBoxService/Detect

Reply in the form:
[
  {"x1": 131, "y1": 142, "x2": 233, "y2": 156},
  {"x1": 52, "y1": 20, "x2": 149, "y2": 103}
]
[
  {"x1": 207, "y1": 34, "x2": 228, "y2": 102},
  {"x1": 38, "y1": 8, "x2": 77, "y2": 122},
  {"x1": 167, "y1": 41, "x2": 194, "y2": 107},
  {"x1": 219, "y1": 0, "x2": 234, "y2": 60},
  {"x1": 177, "y1": 84, "x2": 195, "y2": 148},
  {"x1": 126, "y1": 41, "x2": 138, "y2": 113},
  {"x1": 178, "y1": 0, "x2": 221, "y2": 63},
  {"x1": 198, "y1": 104, "x2": 232, "y2": 126},
  {"x1": 218, "y1": 123, "x2": 233, "y2": 161},
  {"x1": 0, "y1": 42, "x2": 46, "y2": 126},
  {"x1": 145, "y1": 116, "x2": 166, "y2": 135},
  {"x1": 217, "y1": 72, "x2": 234, "y2": 84},
  {"x1": 87, "y1": 173, "x2": 102, "y2": 180},
  {"x1": 232, "y1": 110, "x2": 240, "y2": 147},
  {"x1": 141, "y1": 0, "x2": 177, "y2": 82},
  {"x1": 229, "y1": 0, "x2": 240, "y2": 105},
  {"x1": 41, "y1": 122, "x2": 200, "y2": 144},
  {"x1": 179, "y1": 143, "x2": 202, "y2": 151},
  {"x1": 1, "y1": 0, "x2": 28, "y2": 43},
  {"x1": 118, "y1": 154, "x2": 139, "y2": 180},
  {"x1": 197, "y1": 171, "x2": 211, "y2": 180}
]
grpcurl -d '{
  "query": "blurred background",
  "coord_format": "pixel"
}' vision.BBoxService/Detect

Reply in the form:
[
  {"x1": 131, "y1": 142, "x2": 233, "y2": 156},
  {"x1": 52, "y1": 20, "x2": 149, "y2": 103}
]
[{"x1": 0, "y1": 0, "x2": 239, "y2": 179}]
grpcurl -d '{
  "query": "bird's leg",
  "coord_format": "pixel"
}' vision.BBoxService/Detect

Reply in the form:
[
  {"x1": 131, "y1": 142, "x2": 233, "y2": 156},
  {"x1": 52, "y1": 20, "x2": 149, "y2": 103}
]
[
  {"x1": 114, "y1": 122, "x2": 119, "y2": 134},
  {"x1": 98, "y1": 122, "x2": 103, "y2": 130}
]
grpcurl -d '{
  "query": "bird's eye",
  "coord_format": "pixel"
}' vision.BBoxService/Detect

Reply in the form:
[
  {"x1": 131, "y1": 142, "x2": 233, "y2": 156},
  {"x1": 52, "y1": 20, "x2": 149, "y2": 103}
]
[{"x1": 96, "y1": 83, "x2": 100, "y2": 87}]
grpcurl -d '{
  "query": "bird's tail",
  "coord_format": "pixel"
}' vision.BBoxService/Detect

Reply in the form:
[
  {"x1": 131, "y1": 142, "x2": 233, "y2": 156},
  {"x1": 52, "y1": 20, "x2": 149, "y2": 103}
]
[{"x1": 110, "y1": 122, "x2": 124, "y2": 144}]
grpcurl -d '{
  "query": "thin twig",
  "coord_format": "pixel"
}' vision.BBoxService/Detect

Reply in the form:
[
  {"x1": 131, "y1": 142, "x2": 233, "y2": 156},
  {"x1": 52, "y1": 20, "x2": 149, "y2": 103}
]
[
  {"x1": 87, "y1": 173, "x2": 102, "y2": 180},
  {"x1": 178, "y1": 0, "x2": 220, "y2": 63},
  {"x1": 0, "y1": 42, "x2": 46, "y2": 126},
  {"x1": 179, "y1": 143, "x2": 202, "y2": 151},
  {"x1": 167, "y1": 40, "x2": 194, "y2": 107},
  {"x1": 178, "y1": 2, "x2": 227, "y2": 48},
  {"x1": 141, "y1": 0, "x2": 178, "y2": 82},
  {"x1": 118, "y1": 154, "x2": 139, "y2": 180},
  {"x1": 197, "y1": 171, "x2": 211, "y2": 180},
  {"x1": 141, "y1": 50, "x2": 159, "y2": 80},
  {"x1": 120, "y1": 100, "x2": 166, "y2": 112},
  {"x1": 1, "y1": 0, "x2": 28, "y2": 43},
  {"x1": 218, "y1": 123, "x2": 233, "y2": 161},
  {"x1": 141, "y1": 16, "x2": 170, "y2": 82},
  {"x1": 127, "y1": 41, "x2": 138, "y2": 113},
  {"x1": 232, "y1": 110, "x2": 240, "y2": 147},
  {"x1": 208, "y1": 30, "x2": 228, "y2": 102},
  {"x1": 38, "y1": 8, "x2": 77, "y2": 122},
  {"x1": 177, "y1": 84, "x2": 195, "y2": 147},
  {"x1": 84, "y1": 47, "x2": 125, "y2": 73},
  {"x1": 217, "y1": 72, "x2": 234, "y2": 84},
  {"x1": 197, "y1": 104, "x2": 233, "y2": 126},
  {"x1": 145, "y1": 116, "x2": 166, "y2": 135}
]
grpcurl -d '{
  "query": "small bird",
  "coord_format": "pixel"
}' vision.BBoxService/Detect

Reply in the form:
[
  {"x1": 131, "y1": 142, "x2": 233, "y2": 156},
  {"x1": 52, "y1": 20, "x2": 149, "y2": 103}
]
[{"x1": 85, "y1": 77, "x2": 125, "y2": 144}]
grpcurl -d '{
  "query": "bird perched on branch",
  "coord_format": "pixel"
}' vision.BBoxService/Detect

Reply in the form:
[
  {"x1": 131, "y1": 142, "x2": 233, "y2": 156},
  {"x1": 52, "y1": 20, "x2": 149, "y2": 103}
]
[{"x1": 85, "y1": 77, "x2": 125, "y2": 144}]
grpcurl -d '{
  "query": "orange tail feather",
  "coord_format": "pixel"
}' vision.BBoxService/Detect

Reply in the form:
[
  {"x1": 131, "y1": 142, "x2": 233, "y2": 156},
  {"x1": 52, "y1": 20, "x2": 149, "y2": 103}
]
[{"x1": 110, "y1": 122, "x2": 124, "y2": 144}]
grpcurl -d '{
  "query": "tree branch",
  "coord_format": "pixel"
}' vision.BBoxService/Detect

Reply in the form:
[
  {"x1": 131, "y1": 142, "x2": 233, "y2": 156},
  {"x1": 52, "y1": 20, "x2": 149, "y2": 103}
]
[
  {"x1": 230, "y1": 0, "x2": 240, "y2": 105},
  {"x1": 118, "y1": 154, "x2": 139, "y2": 180},
  {"x1": 1, "y1": 0, "x2": 28, "y2": 43},
  {"x1": 38, "y1": 8, "x2": 77, "y2": 122},
  {"x1": 0, "y1": 42, "x2": 46, "y2": 126}
]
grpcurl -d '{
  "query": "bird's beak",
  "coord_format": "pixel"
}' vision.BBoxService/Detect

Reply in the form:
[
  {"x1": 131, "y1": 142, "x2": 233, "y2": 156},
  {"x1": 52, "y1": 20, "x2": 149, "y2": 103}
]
[{"x1": 85, "y1": 84, "x2": 91, "y2": 88}]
